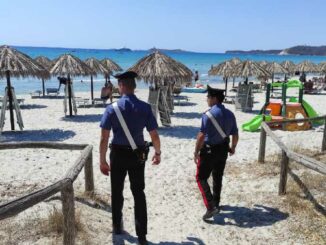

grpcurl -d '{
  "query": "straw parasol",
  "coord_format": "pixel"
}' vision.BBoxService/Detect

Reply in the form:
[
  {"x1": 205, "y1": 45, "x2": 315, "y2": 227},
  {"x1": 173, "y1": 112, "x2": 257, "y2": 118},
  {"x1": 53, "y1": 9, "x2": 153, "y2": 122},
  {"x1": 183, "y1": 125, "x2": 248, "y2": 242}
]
[
  {"x1": 281, "y1": 60, "x2": 296, "y2": 74},
  {"x1": 296, "y1": 60, "x2": 319, "y2": 73},
  {"x1": 101, "y1": 58, "x2": 123, "y2": 81},
  {"x1": 208, "y1": 61, "x2": 235, "y2": 96},
  {"x1": 128, "y1": 51, "x2": 193, "y2": 87},
  {"x1": 233, "y1": 60, "x2": 271, "y2": 83},
  {"x1": 228, "y1": 58, "x2": 241, "y2": 87},
  {"x1": 257, "y1": 60, "x2": 269, "y2": 68},
  {"x1": 265, "y1": 62, "x2": 288, "y2": 82},
  {"x1": 85, "y1": 58, "x2": 110, "y2": 102},
  {"x1": 318, "y1": 62, "x2": 326, "y2": 73},
  {"x1": 50, "y1": 54, "x2": 94, "y2": 116},
  {"x1": 0, "y1": 45, "x2": 49, "y2": 130},
  {"x1": 35, "y1": 56, "x2": 53, "y2": 96}
]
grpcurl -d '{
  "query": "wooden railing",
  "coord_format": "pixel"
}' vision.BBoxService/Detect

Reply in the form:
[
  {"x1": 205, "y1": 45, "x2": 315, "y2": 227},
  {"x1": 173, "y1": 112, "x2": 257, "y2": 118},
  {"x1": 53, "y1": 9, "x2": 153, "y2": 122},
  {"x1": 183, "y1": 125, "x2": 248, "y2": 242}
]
[
  {"x1": 258, "y1": 116, "x2": 326, "y2": 195},
  {"x1": 0, "y1": 142, "x2": 94, "y2": 245}
]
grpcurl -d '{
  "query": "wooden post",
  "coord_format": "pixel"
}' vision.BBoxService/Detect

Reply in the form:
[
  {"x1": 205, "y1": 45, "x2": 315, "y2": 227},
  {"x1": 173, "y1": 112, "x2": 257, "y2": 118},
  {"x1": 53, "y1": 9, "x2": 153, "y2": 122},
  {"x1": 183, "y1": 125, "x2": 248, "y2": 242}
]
[
  {"x1": 258, "y1": 125, "x2": 267, "y2": 163},
  {"x1": 67, "y1": 74, "x2": 73, "y2": 117},
  {"x1": 84, "y1": 151, "x2": 94, "y2": 193},
  {"x1": 322, "y1": 117, "x2": 326, "y2": 152},
  {"x1": 61, "y1": 182, "x2": 75, "y2": 245},
  {"x1": 6, "y1": 71, "x2": 15, "y2": 130},
  {"x1": 279, "y1": 150, "x2": 289, "y2": 195},
  {"x1": 42, "y1": 78, "x2": 45, "y2": 97},
  {"x1": 90, "y1": 75, "x2": 94, "y2": 104}
]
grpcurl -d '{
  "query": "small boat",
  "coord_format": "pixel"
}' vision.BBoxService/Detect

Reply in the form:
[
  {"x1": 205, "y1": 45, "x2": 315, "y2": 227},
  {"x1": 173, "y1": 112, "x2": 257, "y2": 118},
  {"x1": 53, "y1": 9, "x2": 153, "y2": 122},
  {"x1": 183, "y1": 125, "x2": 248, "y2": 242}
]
[{"x1": 181, "y1": 83, "x2": 206, "y2": 93}]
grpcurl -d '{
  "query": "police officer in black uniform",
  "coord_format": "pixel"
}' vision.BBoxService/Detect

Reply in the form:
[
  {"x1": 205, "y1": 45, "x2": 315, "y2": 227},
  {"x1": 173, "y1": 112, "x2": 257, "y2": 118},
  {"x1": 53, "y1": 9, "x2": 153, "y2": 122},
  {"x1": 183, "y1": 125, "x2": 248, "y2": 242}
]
[
  {"x1": 194, "y1": 85, "x2": 239, "y2": 220},
  {"x1": 99, "y1": 71, "x2": 161, "y2": 245}
]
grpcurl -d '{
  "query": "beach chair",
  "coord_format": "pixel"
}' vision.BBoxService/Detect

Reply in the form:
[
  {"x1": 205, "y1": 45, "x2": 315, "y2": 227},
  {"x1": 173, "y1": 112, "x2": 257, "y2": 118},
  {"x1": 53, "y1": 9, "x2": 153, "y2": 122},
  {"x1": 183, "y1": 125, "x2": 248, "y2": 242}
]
[
  {"x1": 75, "y1": 97, "x2": 90, "y2": 108},
  {"x1": 46, "y1": 88, "x2": 59, "y2": 96},
  {"x1": 30, "y1": 90, "x2": 42, "y2": 98}
]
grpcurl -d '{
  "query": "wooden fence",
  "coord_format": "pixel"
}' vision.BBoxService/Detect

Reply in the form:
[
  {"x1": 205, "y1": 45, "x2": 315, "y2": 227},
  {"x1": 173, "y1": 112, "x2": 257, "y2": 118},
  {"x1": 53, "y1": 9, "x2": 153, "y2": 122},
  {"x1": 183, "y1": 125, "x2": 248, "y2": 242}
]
[
  {"x1": 0, "y1": 142, "x2": 94, "y2": 245},
  {"x1": 258, "y1": 116, "x2": 326, "y2": 195}
]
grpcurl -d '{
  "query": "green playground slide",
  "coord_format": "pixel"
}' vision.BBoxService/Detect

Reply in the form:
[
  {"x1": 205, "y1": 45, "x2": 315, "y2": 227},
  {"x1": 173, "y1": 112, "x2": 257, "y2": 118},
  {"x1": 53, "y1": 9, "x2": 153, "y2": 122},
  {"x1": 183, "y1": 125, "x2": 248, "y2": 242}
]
[
  {"x1": 242, "y1": 115, "x2": 272, "y2": 132},
  {"x1": 289, "y1": 97, "x2": 322, "y2": 125}
]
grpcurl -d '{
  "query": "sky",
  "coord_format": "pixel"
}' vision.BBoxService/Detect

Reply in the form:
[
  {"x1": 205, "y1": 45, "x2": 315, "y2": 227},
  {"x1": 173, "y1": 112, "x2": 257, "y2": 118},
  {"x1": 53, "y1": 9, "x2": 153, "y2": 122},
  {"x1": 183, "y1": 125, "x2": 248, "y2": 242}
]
[{"x1": 1, "y1": 0, "x2": 325, "y2": 53}]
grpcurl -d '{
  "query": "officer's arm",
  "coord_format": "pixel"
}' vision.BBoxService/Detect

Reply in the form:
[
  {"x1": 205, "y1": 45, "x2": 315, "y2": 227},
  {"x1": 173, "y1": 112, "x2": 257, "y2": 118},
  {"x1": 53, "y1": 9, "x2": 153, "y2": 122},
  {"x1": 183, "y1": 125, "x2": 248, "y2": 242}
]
[
  {"x1": 194, "y1": 132, "x2": 205, "y2": 156},
  {"x1": 149, "y1": 130, "x2": 161, "y2": 154},
  {"x1": 99, "y1": 128, "x2": 110, "y2": 165}
]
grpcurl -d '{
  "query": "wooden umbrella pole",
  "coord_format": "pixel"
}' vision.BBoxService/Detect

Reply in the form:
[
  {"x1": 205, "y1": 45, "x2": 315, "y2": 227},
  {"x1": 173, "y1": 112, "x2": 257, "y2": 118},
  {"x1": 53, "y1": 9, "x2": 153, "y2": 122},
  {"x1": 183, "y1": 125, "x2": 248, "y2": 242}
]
[
  {"x1": 225, "y1": 77, "x2": 228, "y2": 97},
  {"x1": 42, "y1": 78, "x2": 45, "y2": 97},
  {"x1": 6, "y1": 71, "x2": 15, "y2": 130},
  {"x1": 68, "y1": 74, "x2": 73, "y2": 117},
  {"x1": 90, "y1": 75, "x2": 94, "y2": 102}
]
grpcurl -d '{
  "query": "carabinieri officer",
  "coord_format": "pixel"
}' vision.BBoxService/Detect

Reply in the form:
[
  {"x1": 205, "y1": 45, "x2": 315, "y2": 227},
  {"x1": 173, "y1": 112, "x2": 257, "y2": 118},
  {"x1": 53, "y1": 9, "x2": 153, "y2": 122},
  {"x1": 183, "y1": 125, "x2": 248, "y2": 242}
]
[
  {"x1": 194, "y1": 85, "x2": 239, "y2": 220},
  {"x1": 99, "y1": 71, "x2": 161, "y2": 245}
]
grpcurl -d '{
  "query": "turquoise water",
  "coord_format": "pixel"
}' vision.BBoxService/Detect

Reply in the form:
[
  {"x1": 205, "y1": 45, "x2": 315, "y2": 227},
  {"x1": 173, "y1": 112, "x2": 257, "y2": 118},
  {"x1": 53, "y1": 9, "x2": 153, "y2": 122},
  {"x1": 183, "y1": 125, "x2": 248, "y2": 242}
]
[{"x1": 1, "y1": 46, "x2": 326, "y2": 95}]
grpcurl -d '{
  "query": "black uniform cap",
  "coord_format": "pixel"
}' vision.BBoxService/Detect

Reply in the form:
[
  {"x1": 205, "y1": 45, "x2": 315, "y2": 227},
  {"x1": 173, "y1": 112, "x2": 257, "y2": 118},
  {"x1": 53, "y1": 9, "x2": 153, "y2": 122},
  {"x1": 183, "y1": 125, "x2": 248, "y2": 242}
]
[
  {"x1": 114, "y1": 71, "x2": 138, "y2": 80},
  {"x1": 207, "y1": 85, "x2": 225, "y2": 102}
]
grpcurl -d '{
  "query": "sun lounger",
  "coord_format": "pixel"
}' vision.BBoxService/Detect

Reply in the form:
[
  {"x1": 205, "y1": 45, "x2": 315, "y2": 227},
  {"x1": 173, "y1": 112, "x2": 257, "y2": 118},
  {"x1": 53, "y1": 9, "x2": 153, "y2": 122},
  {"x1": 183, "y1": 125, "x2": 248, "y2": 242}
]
[
  {"x1": 75, "y1": 97, "x2": 90, "y2": 108},
  {"x1": 46, "y1": 88, "x2": 59, "y2": 96},
  {"x1": 30, "y1": 90, "x2": 42, "y2": 98},
  {"x1": 174, "y1": 95, "x2": 189, "y2": 105}
]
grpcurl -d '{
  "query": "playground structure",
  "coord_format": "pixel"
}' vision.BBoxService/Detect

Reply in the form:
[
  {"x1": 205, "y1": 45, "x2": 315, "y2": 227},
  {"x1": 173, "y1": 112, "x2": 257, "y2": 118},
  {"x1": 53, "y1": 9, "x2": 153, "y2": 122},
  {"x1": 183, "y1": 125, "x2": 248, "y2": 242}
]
[{"x1": 242, "y1": 80, "x2": 320, "y2": 132}]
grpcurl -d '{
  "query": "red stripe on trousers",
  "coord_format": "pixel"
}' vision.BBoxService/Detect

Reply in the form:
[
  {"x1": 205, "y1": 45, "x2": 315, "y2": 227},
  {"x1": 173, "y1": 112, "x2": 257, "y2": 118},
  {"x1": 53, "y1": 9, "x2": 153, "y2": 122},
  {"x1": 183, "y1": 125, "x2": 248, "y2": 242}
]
[{"x1": 196, "y1": 157, "x2": 209, "y2": 209}]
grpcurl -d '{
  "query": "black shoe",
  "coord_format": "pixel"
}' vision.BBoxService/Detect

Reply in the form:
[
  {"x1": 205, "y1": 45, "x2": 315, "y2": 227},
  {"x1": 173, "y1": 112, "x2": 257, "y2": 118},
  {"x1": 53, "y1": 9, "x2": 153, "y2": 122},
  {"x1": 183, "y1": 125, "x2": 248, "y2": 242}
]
[
  {"x1": 138, "y1": 236, "x2": 148, "y2": 245},
  {"x1": 202, "y1": 207, "x2": 220, "y2": 220}
]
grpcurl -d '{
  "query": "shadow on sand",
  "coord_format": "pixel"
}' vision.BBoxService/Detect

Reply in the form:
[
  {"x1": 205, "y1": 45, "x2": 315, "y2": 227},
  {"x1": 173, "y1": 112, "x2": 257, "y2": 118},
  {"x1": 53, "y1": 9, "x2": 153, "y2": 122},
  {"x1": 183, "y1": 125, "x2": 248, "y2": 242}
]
[
  {"x1": 173, "y1": 112, "x2": 202, "y2": 119},
  {"x1": 158, "y1": 126, "x2": 199, "y2": 140},
  {"x1": 61, "y1": 114, "x2": 103, "y2": 123},
  {"x1": 204, "y1": 204, "x2": 289, "y2": 228},
  {"x1": 20, "y1": 104, "x2": 48, "y2": 110},
  {"x1": 113, "y1": 233, "x2": 205, "y2": 245},
  {"x1": 0, "y1": 129, "x2": 76, "y2": 142}
]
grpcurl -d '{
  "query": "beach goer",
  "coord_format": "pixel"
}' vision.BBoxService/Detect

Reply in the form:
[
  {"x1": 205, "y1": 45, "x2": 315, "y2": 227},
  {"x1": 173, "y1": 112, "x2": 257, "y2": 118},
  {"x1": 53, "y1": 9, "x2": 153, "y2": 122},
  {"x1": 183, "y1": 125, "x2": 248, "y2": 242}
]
[
  {"x1": 57, "y1": 76, "x2": 68, "y2": 91},
  {"x1": 194, "y1": 85, "x2": 239, "y2": 220},
  {"x1": 99, "y1": 71, "x2": 161, "y2": 245},
  {"x1": 100, "y1": 81, "x2": 113, "y2": 102},
  {"x1": 194, "y1": 70, "x2": 199, "y2": 82}
]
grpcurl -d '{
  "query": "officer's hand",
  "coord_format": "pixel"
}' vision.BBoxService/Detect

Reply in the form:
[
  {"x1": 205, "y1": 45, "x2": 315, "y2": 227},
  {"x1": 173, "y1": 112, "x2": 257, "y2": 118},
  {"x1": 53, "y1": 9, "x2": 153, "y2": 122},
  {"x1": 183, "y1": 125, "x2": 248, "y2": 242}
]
[
  {"x1": 100, "y1": 162, "x2": 110, "y2": 176},
  {"x1": 152, "y1": 154, "x2": 161, "y2": 165},
  {"x1": 229, "y1": 146, "x2": 236, "y2": 156}
]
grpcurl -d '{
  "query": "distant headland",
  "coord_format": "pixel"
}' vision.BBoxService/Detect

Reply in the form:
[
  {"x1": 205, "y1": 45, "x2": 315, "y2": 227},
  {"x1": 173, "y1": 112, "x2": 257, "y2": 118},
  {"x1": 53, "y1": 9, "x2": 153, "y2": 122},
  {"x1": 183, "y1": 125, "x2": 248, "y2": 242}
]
[{"x1": 225, "y1": 45, "x2": 326, "y2": 56}]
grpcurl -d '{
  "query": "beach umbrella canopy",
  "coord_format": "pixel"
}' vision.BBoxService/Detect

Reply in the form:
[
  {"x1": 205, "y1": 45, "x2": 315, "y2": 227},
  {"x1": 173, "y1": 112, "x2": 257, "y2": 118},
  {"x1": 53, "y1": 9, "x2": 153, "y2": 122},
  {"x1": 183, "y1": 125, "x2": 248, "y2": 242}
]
[
  {"x1": 228, "y1": 57, "x2": 241, "y2": 65},
  {"x1": 0, "y1": 45, "x2": 49, "y2": 130},
  {"x1": 257, "y1": 60, "x2": 269, "y2": 68},
  {"x1": 318, "y1": 62, "x2": 326, "y2": 73},
  {"x1": 233, "y1": 60, "x2": 271, "y2": 80},
  {"x1": 208, "y1": 61, "x2": 235, "y2": 96},
  {"x1": 101, "y1": 58, "x2": 123, "y2": 75},
  {"x1": 296, "y1": 60, "x2": 319, "y2": 73},
  {"x1": 266, "y1": 62, "x2": 288, "y2": 74},
  {"x1": 128, "y1": 51, "x2": 193, "y2": 87},
  {"x1": 85, "y1": 58, "x2": 110, "y2": 101},
  {"x1": 35, "y1": 56, "x2": 53, "y2": 70},
  {"x1": 281, "y1": 60, "x2": 296, "y2": 74},
  {"x1": 50, "y1": 54, "x2": 94, "y2": 116},
  {"x1": 50, "y1": 54, "x2": 94, "y2": 76},
  {"x1": 35, "y1": 56, "x2": 53, "y2": 96}
]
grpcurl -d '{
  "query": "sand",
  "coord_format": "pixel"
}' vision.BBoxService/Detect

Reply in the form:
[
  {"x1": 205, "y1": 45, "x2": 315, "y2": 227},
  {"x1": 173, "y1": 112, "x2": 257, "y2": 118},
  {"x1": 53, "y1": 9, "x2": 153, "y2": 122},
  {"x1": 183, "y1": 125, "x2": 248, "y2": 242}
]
[{"x1": 0, "y1": 82, "x2": 325, "y2": 244}]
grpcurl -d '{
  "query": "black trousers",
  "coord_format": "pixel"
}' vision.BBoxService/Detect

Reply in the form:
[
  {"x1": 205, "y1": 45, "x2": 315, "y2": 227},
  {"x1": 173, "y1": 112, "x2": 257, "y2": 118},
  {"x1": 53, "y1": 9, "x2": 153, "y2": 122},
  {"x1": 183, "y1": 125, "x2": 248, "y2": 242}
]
[
  {"x1": 196, "y1": 143, "x2": 228, "y2": 210},
  {"x1": 110, "y1": 148, "x2": 147, "y2": 238}
]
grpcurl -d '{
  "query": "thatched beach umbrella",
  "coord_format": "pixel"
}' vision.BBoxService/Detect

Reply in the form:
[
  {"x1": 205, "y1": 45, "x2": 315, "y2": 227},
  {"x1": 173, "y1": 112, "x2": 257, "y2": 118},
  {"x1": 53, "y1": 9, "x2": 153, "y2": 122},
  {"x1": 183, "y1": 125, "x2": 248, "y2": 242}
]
[
  {"x1": 234, "y1": 60, "x2": 271, "y2": 83},
  {"x1": 266, "y1": 62, "x2": 288, "y2": 82},
  {"x1": 101, "y1": 58, "x2": 123, "y2": 82},
  {"x1": 50, "y1": 54, "x2": 94, "y2": 116},
  {"x1": 228, "y1": 58, "x2": 241, "y2": 87},
  {"x1": 209, "y1": 61, "x2": 235, "y2": 96},
  {"x1": 85, "y1": 58, "x2": 110, "y2": 102},
  {"x1": 281, "y1": 60, "x2": 296, "y2": 74},
  {"x1": 0, "y1": 45, "x2": 49, "y2": 130},
  {"x1": 128, "y1": 51, "x2": 193, "y2": 87},
  {"x1": 296, "y1": 60, "x2": 319, "y2": 73},
  {"x1": 257, "y1": 60, "x2": 269, "y2": 68},
  {"x1": 35, "y1": 56, "x2": 53, "y2": 96}
]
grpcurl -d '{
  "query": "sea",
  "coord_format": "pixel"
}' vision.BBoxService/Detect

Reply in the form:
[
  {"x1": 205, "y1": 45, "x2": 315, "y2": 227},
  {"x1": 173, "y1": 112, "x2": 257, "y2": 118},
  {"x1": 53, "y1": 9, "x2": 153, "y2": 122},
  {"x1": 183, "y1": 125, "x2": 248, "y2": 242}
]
[{"x1": 2, "y1": 46, "x2": 326, "y2": 95}]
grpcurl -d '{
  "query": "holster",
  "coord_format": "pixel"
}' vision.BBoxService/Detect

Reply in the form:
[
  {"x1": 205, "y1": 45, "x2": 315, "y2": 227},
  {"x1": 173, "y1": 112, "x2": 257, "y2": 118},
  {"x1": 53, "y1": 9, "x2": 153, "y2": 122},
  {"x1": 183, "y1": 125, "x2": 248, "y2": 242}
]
[{"x1": 133, "y1": 141, "x2": 152, "y2": 164}]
